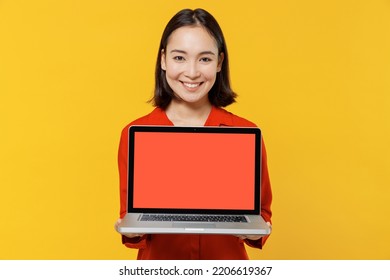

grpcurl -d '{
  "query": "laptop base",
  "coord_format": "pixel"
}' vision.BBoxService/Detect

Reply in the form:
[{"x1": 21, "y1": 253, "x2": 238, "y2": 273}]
[{"x1": 118, "y1": 213, "x2": 271, "y2": 235}]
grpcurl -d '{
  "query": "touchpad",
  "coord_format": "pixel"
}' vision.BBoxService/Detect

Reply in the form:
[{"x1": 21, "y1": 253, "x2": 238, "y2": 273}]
[{"x1": 173, "y1": 223, "x2": 216, "y2": 228}]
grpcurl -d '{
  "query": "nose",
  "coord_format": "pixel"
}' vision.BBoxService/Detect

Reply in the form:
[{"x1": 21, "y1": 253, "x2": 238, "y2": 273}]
[{"x1": 184, "y1": 61, "x2": 201, "y2": 79}]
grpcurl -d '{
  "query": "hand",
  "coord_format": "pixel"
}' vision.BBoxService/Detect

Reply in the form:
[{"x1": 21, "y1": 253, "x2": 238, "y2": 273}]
[
  {"x1": 114, "y1": 218, "x2": 145, "y2": 239},
  {"x1": 235, "y1": 222, "x2": 272, "y2": 241}
]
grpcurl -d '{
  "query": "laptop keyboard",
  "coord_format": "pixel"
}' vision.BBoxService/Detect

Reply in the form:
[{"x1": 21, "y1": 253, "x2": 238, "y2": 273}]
[{"x1": 140, "y1": 214, "x2": 248, "y2": 223}]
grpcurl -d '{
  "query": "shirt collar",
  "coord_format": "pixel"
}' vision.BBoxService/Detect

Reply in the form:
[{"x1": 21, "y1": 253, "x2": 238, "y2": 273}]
[{"x1": 149, "y1": 106, "x2": 234, "y2": 127}]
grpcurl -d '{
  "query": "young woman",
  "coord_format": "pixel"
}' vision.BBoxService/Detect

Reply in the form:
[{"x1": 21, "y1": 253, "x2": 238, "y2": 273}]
[{"x1": 115, "y1": 8, "x2": 272, "y2": 260}]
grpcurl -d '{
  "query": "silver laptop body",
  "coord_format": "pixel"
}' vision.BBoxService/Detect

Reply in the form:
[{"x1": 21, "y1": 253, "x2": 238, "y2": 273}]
[{"x1": 117, "y1": 125, "x2": 270, "y2": 235}]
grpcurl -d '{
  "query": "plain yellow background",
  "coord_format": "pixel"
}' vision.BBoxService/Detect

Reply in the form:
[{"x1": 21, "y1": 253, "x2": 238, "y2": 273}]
[{"x1": 1, "y1": 0, "x2": 389, "y2": 260}]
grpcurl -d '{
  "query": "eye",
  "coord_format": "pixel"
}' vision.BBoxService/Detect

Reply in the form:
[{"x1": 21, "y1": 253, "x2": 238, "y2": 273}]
[
  {"x1": 200, "y1": 57, "x2": 212, "y2": 63},
  {"x1": 173, "y1": 56, "x2": 185, "y2": 61}
]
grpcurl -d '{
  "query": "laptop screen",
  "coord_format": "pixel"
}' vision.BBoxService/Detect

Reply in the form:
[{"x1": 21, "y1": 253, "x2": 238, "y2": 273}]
[{"x1": 128, "y1": 126, "x2": 261, "y2": 214}]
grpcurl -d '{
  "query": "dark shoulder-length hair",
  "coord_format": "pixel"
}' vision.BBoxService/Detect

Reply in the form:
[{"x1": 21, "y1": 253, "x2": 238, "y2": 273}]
[{"x1": 151, "y1": 8, "x2": 237, "y2": 109}]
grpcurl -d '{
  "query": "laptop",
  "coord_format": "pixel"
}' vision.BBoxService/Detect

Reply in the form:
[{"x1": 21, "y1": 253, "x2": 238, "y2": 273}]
[{"x1": 117, "y1": 125, "x2": 271, "y2": 235}]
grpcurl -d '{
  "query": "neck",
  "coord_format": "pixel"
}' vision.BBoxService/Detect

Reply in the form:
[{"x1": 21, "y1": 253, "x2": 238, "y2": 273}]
[{"x1": 166, "y1": 99, "x2": 212, "y2": 126}]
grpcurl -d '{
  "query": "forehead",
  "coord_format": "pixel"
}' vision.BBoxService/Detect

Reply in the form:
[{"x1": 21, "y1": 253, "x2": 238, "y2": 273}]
[{"x1": 166, "y1": 26, "x2": 218, "y2": 52}]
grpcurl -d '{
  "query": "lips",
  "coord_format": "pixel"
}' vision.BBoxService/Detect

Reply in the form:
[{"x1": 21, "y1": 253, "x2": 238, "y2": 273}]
[
  {"x1": 181, "y1": 82, "x2": 203, "y2": 90},
  {"x1": 184, "y1": 82, "x2": 199, "y2": 88}
]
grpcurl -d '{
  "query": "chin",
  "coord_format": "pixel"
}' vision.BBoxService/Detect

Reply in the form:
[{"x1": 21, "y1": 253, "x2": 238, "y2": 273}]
[{"x1": 180, "y1": 95, "x2": 209, "y2": 104}]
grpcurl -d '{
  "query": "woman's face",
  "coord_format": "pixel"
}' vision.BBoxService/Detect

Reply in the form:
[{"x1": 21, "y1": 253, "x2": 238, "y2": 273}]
[{"x1": 161, "y1": 26, "x2": 224, "y2": 106}]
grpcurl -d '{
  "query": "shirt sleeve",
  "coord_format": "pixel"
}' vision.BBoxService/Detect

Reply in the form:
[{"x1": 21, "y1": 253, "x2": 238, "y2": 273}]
[
  {"x1": 118, "y1": 125, "x2": 146, "y2": 248},
  {"x1": 244, "y1": 137, "x2": 273, "y2": 249},
  {"x1": 118, "y1": 125, "x2": 129, "y2": 219},
  {"x1": 122, "y1": 235, "x2": 149, "y2": 249}
]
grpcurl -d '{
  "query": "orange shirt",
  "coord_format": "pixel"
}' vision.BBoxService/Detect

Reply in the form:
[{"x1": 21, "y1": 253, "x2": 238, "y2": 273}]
[{"x1": 118, "y1": 106, "x2": 272, "y2": 259}]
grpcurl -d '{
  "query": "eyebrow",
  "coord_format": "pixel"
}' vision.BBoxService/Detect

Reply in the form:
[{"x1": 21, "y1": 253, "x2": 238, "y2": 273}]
[{"x1": 170, "y1": 49, "x2": 216, "y2": 56}]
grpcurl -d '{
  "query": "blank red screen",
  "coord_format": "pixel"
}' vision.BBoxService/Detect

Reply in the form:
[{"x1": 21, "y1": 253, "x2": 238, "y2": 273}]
[{"x1": 133, "y1": 132, "x2": 256, "y2": 210}]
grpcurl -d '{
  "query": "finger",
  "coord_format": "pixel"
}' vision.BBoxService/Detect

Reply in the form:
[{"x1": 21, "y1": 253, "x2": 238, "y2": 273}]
[
  {"x1": 235, "y1": 235, "x2": 246, "y2": 240},
  {"x1": 266, "y1": 222, "x2": 272, "y2": 232},
  {"x1": 114, "y1": 219, "x2": 122, "y2": 230}
]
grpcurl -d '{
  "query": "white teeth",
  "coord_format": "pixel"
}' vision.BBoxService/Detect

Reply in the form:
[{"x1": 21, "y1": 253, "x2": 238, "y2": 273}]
[{"x1": 183, "y1": 83, "x2": 200, "y2": 88}]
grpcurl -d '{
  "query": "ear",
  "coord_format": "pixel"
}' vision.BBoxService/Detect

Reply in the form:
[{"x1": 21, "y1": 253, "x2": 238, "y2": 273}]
[
  {"x1": 217, "y1": 52, "x2": 224, "y2": 72},
  {"x1": 161, "y1": 49, "x2": 166, "y2": 71}
]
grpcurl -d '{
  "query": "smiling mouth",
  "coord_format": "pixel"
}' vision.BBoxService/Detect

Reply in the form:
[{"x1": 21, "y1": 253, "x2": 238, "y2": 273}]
[{"x1": 182, "y1": 82, "x2": 203, "y2": 89}]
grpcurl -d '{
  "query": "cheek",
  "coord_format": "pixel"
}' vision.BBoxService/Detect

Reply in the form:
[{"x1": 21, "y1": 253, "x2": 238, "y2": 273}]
[
  {"x1": 203, "y1": 67, "x2": 219, "y2": 81},
  {"x1": 165, "y1": 63, "x2": 182, "y2": 79}
]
